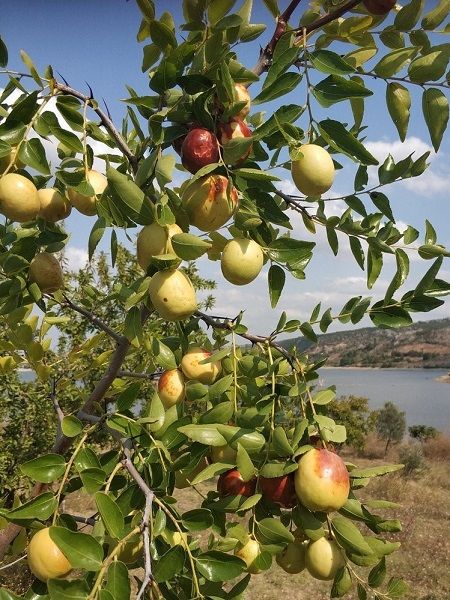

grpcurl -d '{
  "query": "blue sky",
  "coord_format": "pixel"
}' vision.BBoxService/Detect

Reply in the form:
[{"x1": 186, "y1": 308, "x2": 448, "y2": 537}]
[{"x1": 1, "y1": 1, "x2": 449, "y2": 335}]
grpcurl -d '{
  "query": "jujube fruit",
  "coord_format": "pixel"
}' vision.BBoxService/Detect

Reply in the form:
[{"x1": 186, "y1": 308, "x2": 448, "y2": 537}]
[
  {"x1": 27, "y1": 527, "x2": 72, "y2": 582},
  {"x1": 295, "y1": 448, "x2": 350, "y2": 512},
  {"x1": 217, "y1": 468, "x2": 256, "y2": 497},
  {"x1": 259, "y1": 473, "x2": 297, "y2": 508},
  {"x1": 363, "y1": 0, "x2": 396, "y2": 14},
  {"x1": 221, "y1": 238, "x2": 264, "y2": 286},
  {"x1": 148, "y1": 269, "x2": 197, "y2": 322},
  {"x1": 305, "y1": 537, "x2": 345, "y2": 580},
  {"x1": 157, "y1": 369, "x2": 185, "y2": 408},
  {"x1": 235, "y1": 538, "x2": 262, "y2": 574},
  {"x1": 38, "y1": 188, "x2": 72, "y2": 222},
  {"x1": 218, "y1": 118, "x2": 252, "y2": 164},
  {"x1": 181, "y1": 127, "x2": 219, "y2": 174},
  {"x1": 181, "y1": 174, "x2": 238, "y2": 232},
  {"x1": 291, "y1": 144, "x2": 335, "y2": 197},
  {"x1": 0, "y1": 173, "x2": 40, "y2": 222},
  {"x1": 137, "y1": 222, "x2": 182, "y2": 271},
  {"x1": 234, "y1": 83, "x2": 251, "y2": 119},
  {"x1": 29, "y1": 253, "x2": 64, "y2": 293},
  {"x1": 276, "y1": 540, "x2": 307, "y2": 574},
  {"x1": 181, "y1": 347, "x2": 222, "y2": 384},
  {"x1": 68, "y1": 169, "x2": 107, "y2": 216}
]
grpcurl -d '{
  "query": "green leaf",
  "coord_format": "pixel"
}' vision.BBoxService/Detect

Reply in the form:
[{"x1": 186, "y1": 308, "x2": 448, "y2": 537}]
[
  {"x1": 374, "y1": 47, "x2": 417, "y2": 78},
  {"x1": 367, "y1": 246, "x2": 382, "y2": 289},
  {"x1": 350, "y1": 464, "x2": 404, "y2": 478},
  {"x1": 79, "y1": 467, "x2": 106, "y2": 494},
  {"x1": 216, "y1": 424, "x2": 266, "y2": 454},
  {"x1": 149, "y1": 20, "x2": 177, "y2": 51},
  {"x1": 5, "y1": 492, "x2": 56, "y2": 522},
  {"x1": 394, "y1": 0, "x2": 424, "y2": 31},
  {"x1": 272, "y1": 426, "x2": 293, "y2": 457},
  {"x1": 386, "y1": 83, "x2": 411, "y2": 142},
  {"x1": 368, "y1": 557, "x2": 386, "y2": 588},
  {"x1": 256, "y1": 518, "x2": 294, "y2": 545},
  {"x1": 422, "y1": 0, "x2": 450, "y2": 29},
  {"x1": 331, "y1": 566, "x2": 353, "y2": 597},
  {"x1": 153, "y1": 545, "x2": 186, "y2": 583},
  {"x1": 50, "y1": 126, "x2": 84, "y2": 153},
  {"x1": 253, "y1": 72, "x2": 302, "y2": 104},
  {"x1": 319, "y1": 120, "x2": 378, "y2": 166},
  {"x1": 408, "y1": 49, "x2": 449, "y2": 83},
  {"x1": 49, "y1": 526, "x2": 103, "y2": 570},
  {"x1": 47, "y1": 579, "x2": 90, "y2": 600},
  {"x1": 222, "y1": 135, "x2": 253, "y2": 165},
  {"x1": 309, "y1": 50, "x2": 354, "y2": 75},
  {"x1": 190, "y1": 461, "x2": 232, "y2": 485},
  {"x1": 61, "y1": 415, "x2": 83, "y2": 438},
  {"x1": 236, "y1": 443, "x2": 257, "y2": 481},
  {"x1": 95, "y1": 493, "x2": 124, "y2": 539},
  {"x1": 142, "y1": 392, "x2": 165, "y2": 433},
  {"x1": 331, "y1": 516, "x2": 374, "y2": 556},
  {"x1": 422, "y1": 88, "x2": 449, "y2": 152},
  {"x1": 0, "y1": 36, "x2": 8, "y2": 68},
  {"x1": 313, "y1": 75, "x2": 372, "y2": 108},
  {"x1": 313, "y1": 388, "x2": 336, "y2": 405},
  {"x1": 387, "y1": 577, "x2": 409, "y2": 598},
  {"x1": 88, "y1": 217, "x2": 107, "y2": 261},
  {"x1": 266, "y1": 238, "x2": 315, "y2": 264},
  {"x1": 369, "y1": 304, "x2": 412, "y2": 329},
  {"x1": 106, "y1": 167, "x2": 153, "y2": 225},
  {"x1": 268, "y1": 264, "x2": 285, "y2": 309},
  {"x1": 171, "y1": 232, "x2": 211, "y2": 260},
  {"x1": 196, "y1": 550, "x2": 246, "y2": 582},
  {"x1": 105, "y1": 561, "x2": 131, "y2": 600},
  {"x1": 199, "y1": 401, "x2": 234, "y2": 425},
  {"x1": 20, "y1": 454, "x2": 66, "y2": 484},
  {"x1": 181, "y1": 508, "x2": 214, "y2": 532},
  {"x1": 17, "y1": 138, "x2": 50, "y2": 174},
  {"x1": 178, "y1": 424, "x2": 227, "y2": 446},
  {"x1": 207, "y1": 0, "x2": 237, "y2": 25}
]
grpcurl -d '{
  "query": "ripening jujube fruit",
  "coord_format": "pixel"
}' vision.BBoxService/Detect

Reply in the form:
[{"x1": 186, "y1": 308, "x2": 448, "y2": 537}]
[
  {"x1": 218, "y1": 118, "x2": 252, "y2": 164},
  {"x1": 259, "y1": 473, "x2": 297, "y2": 508},
  {"x1": 181, "y1": 127, "x2": 219, "y2": 174},
  {"x1": 295, "y1": 448, "x2": 350, "y2": 512},
  {"x1": 0, "y1": 173, "x2": 40, "y2": 222},
  {"x1": 235, "y1": 538, "x2": 263, "y2": 574},
  {"x1": 181, "y1": 174, "x2": 238, "y2": 232},
  {"x1": 148, "y1": 269, "x2": 197, "y2": 322},
  {"x1": 68, "y1": 169, "x2": 107, "y2": 216},
  {"x1": 217, "y1": 468, "x2": 256, "y2": 497},
  {"x1": 305, "y1": 537, "x2": 345, "y2": 581},
  {"x1": 221, "y1": 238, "x2": 264, "y2": 286},
  {"x1": 29, "y1": 253, "x2": 64, "y2": 293},
  {"x1": 157, "y1": 368, "x2": 185, "y2": 408},
  {"x1": 38, "y1": 188, "x2": 72, "y2": 222},
  {"x1": 27, "y1": 527, "x2": 72, "y2": 582},
  {"x1": 137, "y1": 222, "x2": 183, "y2": 271},
  {"x1": 291, "y1": 144, "x2": 335, "y2": 197},
  {"x1": 180, "y1": 347, "x2": 221, "y2": 384}
]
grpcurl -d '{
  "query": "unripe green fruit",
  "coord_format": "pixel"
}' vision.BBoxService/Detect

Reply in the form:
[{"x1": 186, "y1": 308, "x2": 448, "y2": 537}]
[
  {"x1": 29, "y1": 253, "x2": 64, "y2": 293},
  {"x1": 291, "y1": 144, "x2": 335, "y2": 197},
  {"x1": 68, "y1": 169, "x2": 107, "y2": 216},
  {"x1": 158, "y1": 368, "x2": 185, "y2": 408},
  {"x1": 181, "y1": 347, "x2": 221, "y2": 384},
  {"x1": 148, "y1": 269, "x2": 197, "y2": 322},
  {"x1": 0, "y1": 173, "x2": 40, "y2": 222},
  {"x1": 295, "y1": 448, "x2": 350, "y2": 512},
  {"x1": 235, "y1": 539, "x2": 262, "y2": 574},
  {"x1": 305, "y1": 537, "x2": 345, "y2": 581},
  {"x1": 181, "y1": 175, "x2": 238, "y2": 232},
  {"x1": 137, "y1": 222, "x2": 182, "y2": 271},
  {"x1": 27, "y1": 527, "x2": 72, "y2": 582},
  {"x1": 276, "y1": 541, "x2": 307, "y2": 574},
  {"x1": 221, "y1": 238, "x2": 263, "y2": 285},
  {"x1": 38, "y1": 188, "x2": 72, "y2": 222}
]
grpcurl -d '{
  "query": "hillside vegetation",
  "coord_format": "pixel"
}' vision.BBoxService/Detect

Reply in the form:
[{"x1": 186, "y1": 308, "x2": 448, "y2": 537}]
[{"x1": 280, "y1": 318, "x2": 450, "y2": 369}]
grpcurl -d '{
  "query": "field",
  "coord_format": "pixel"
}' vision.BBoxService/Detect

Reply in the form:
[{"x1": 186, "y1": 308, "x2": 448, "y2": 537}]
[{"x1": 1, "y1": 436, "x2": 450, "y2": 599}]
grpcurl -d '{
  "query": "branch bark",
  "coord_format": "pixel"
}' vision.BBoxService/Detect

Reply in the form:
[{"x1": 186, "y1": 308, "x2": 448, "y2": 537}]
[{"x1": 62, "y1": 295, "x2": 123, "y2": 343}]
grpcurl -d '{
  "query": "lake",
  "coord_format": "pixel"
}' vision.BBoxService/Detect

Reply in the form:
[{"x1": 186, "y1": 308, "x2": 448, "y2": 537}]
[
  {"x1": 318, "y1": 368, "x2": 450, "y2": 430},
  {"x1": 18, "y1": 367, "x2": 450, "y2": 431}
]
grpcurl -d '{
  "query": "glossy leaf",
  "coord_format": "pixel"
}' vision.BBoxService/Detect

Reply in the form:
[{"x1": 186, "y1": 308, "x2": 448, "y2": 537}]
[
  {"x1": 196, "y1": 550, "x2": 246, "y2": 582},
  {"x1": 49, "y1": 526, "x2": 103, "y2": 570},
  {"x1": 95, "y1": 493, "x2": 124, "y2": 539},
  {"x1": 20, "y1": 454, "x2": 66, "y2": 483},
  {"x1": 422, "y1": 88, "x2": 449, "y2": 152}
]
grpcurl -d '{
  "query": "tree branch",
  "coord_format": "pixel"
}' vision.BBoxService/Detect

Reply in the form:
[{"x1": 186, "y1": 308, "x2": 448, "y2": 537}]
[
  {"x1": 117, "y1": 369, "x2": 162, "y2": 381},
  {"x1": 53, "y1": 82, "x2": 138, "y2": 173},
  {"x1": 62, "y1": 295, "x2": 123, "y2": 343},
  {"x1": 298, "y1": 0, "x2": 363, "y2": 38}
]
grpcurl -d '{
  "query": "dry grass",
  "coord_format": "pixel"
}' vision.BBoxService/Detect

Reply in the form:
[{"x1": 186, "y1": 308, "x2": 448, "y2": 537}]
[{"x1": 1, "y1": 441, "x2": 450, "y2": 599}]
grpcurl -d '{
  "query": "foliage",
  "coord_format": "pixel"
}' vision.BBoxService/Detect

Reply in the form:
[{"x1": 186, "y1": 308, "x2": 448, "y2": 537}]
[
  {"x1": 408, "y1": 425, "x2": 439, "y2": 441},
  {"x1": 398, "y1": 443, "x2": 426, "y2": 477},
  {"x1": 328, "y1": 395, "x2": 373, "y2": 451},
  {"x1": 375, "y1": 401, "x2": 407, "y2": 455},
  {"x1": 0, "y1": 0, "x2": 449, "y2": 599}
]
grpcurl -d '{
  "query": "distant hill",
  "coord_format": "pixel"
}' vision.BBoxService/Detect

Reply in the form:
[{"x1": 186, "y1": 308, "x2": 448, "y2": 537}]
[{"x1": 280, "y1": 318, "x2": 450, "y2": 369}]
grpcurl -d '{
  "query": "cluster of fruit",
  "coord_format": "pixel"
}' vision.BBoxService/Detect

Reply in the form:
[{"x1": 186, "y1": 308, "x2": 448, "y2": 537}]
[{"x1": 156, "y1": 348, "x2": 350, "y2": 582}]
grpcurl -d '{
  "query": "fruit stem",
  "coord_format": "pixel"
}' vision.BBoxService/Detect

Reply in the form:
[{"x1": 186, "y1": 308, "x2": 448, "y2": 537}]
[{"x1": 231, "y1": 330, "x2": 239, "y2": 415}]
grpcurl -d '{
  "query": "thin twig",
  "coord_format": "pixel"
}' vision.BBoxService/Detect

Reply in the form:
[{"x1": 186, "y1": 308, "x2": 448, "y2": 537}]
[
  {"x1": 62, "y1": 295, "x2": 122, "y2": 343},
  {"x1": 117, "y1": 370, "x2": 162, "y2": 381}
]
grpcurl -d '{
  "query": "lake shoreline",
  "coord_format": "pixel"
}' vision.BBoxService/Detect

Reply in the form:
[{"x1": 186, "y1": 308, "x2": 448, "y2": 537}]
[{"x1": 320, "y1": 366, "x2": 450, "y2": 383}]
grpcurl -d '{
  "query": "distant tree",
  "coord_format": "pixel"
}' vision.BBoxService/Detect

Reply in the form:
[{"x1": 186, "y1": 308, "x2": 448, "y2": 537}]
[
  {"x1": 408, "y1": 425, "x2": 439, "y2": 442},
  {"x1": 328, "y1": 395, "x2": 373, "y2": 451},
  {"x1": 375, "y1": 402, "x2": 406, "y2": 456}
]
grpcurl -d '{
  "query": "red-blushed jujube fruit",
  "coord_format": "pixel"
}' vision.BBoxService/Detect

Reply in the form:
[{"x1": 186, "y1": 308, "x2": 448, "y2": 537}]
[
  {"x1": 157, "y1": 368, "x2": 185, "y2": 408},
  {"x1": 180, "y1": 347, "x2": 221, "y2": 384},
  {"x1": 181, "y1": 174, "x2": 238, "y2": 232},
  {"x1": 218, "y1": 118, "x2": 252, "y2": 164},
  {"x1": 259, "y1": 473, "x2": 297, "y2": 508},
  {"x1": 234, "y1": 83, "x2": 251, "y2": 119},
  {"x1": 363, "y1": 0, "x2": 396, "y2": 14},
  {"x1": 181, "y1": 127, "x2": 219, "y2": 174},
  {"x1": 305, "y1": 537, "x2": 345, "y2": 580},
  {"x1": 295, "y1": 448, "x2": 350, "y2": 512},
  {"x1": 217, "y1": 468, "x2": 256, "y2": 497}
]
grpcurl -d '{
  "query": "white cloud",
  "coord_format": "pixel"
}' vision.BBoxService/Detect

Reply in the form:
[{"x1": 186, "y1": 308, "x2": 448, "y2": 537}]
[
  {"x1": 64, "y1": 246, "x2": 88, "y2": 271},
  {"x1": 365, "y1": 136, "x2": 434, "y2": 163}
]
